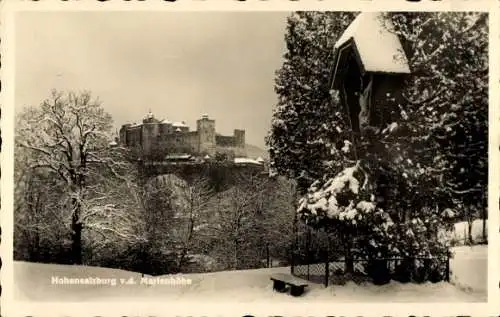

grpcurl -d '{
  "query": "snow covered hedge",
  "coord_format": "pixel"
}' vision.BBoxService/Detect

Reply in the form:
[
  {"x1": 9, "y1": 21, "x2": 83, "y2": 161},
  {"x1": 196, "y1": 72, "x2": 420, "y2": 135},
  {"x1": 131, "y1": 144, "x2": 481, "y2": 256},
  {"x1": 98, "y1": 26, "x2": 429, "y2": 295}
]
[
  {"x1": 297, "y1": 162, "x2": 451, "y2": 261},
  {"x1": 297, "y1": 161, "x2": 373, "y2": 226}
]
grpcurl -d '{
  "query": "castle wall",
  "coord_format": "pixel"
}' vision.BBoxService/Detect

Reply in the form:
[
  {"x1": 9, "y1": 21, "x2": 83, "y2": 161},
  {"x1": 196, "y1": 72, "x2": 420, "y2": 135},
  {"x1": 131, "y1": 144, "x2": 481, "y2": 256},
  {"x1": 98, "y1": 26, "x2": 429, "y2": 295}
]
[
  {"x1": 121, "y1": 114, "x2": 245, "y2": 158},
  {"x1": 119, "y1": 126, "x2": 128, "y2": 145},
  {"x1": 176, "y1": 126, "x2": 190, "y2": 133},
  {"x1": 215, "y1": 135, "x2": 236, "y2": 147},
  {"x1": 126, "y1": 126, "x2": 142, "y2": 148},
  {"x1": 214, "y1": 130, "x2": 246, "y2": 157},
  {"x1": 157, "y1": 131, "x2": 199, "y2": 155},
  {"x1": 184, "y1": 131, "x2": 200, "y2": 153},
  {"x1": 159, "y1": 123, "x2": 173, "y2": 135}
]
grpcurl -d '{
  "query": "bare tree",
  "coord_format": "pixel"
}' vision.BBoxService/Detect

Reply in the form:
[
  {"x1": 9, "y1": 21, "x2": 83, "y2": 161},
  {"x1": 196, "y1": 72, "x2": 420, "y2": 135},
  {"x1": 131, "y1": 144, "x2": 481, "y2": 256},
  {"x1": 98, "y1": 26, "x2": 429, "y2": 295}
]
[
  {"x1": 260, "y1": 177, "x2": 297, "y2": 265},
  {"x1": 14, "y1": 168, "x2": 70, "y2": 262},
  {"x1": 175, "y1": 176, "x2": 215, "y2": 270},
  {"x1": 139, "y1": 174, "x2": 193, "y2": 273},
  {"x1": 16, "y1": 90, "x2": 138, "y2": 264},
  {"x1": 205, "y1": 171, "x2": 270, "y2": 270}
]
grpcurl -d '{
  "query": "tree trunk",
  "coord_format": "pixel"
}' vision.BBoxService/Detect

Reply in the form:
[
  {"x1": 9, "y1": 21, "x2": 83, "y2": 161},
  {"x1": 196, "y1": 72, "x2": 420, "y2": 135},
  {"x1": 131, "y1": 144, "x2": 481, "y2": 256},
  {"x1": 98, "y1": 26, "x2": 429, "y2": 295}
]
[
  {"x1": 482, "y1": 218, "x2": 486, "y2": 243},
  {"x1": 467, "y1": 219, "x2": 473, "y2": 245},
  {"x1": 481, "y1": 205, "x2": 487, "y2": 243},
  {"x1": 71, "y1": 223, "x2": 83, "y2": 264},
  {"x1": 33, "y1": 229, "x2": 40, "y2": 262},
  {"x1": 71, "y1": 198, "x2": 83, "y2": 265},
  {"x1": 233, "y1": 239, "x2": 239, "y2": 269}
]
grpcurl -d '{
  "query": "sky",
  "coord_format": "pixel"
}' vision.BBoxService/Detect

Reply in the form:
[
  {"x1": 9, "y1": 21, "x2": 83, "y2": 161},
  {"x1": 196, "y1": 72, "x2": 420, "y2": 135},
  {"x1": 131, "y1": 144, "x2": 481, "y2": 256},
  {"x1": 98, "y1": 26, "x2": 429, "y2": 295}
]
[{"x1": 15, "y1": 11, "x2": 290, "y2": 149}]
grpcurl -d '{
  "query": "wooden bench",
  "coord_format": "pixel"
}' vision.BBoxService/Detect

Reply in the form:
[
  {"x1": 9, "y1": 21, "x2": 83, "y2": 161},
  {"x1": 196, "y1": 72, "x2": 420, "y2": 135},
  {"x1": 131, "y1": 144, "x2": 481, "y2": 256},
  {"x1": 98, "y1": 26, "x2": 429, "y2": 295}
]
[{"x1": 270, "y1": 273, "x2": 308, "y2": 297}]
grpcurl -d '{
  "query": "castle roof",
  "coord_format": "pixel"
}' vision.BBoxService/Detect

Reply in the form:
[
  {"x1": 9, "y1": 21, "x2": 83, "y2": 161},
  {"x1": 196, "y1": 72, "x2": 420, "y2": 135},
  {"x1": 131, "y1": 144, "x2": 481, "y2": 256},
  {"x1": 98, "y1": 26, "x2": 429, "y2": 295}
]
[
  {"x1": 165, "y1": 154, "x2": 193, "y2": 161},
  {"x1": 144, "y1": 111, "x2": 155, "y2": 120},
  {"x1": 234, "y1": 157, "x2": 263, "y2": 165},
  {"x1": 173, "y1": 121, "x2": 188, "y2": 128}
]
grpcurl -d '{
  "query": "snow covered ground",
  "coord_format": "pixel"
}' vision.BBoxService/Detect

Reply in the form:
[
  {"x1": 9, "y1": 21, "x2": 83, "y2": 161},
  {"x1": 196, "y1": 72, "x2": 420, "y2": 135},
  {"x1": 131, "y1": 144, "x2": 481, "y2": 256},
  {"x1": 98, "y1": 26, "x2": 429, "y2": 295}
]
[
  {"x1": 14, "y1": 247, "x2": 486, "y2": 303},
  {"x1": 449, "y1": 245, "x2": 487, "y2": 294},
  {"x1": 450, "y1": 220, "x2": 488, "y2": 245}
]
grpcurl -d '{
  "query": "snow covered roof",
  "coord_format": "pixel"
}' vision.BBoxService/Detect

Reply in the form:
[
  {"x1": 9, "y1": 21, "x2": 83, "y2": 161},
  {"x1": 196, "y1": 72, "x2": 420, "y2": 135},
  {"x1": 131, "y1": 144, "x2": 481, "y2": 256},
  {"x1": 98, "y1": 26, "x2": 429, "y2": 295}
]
[
  {"x1": 165, "y1": 154, "x2": 192, "y2": 160},
  {"x1": 256, "y1": 156, "x2": 265, "y2": 163},
  {"x1": 143, "y1": 111, "x2": 155, "y2": 120},
  {"x1": 172, "y1": 121, "x2": 188, "y2": 128},
  {"x1": 334, "y1": 12, "x2": 410, "y2": 74},
  {"x1": 160, "y1": 119, "x2": 172, "y2": 124},
  {"x1": 234, "y1": 157, "x2": 263, "y2": 165}
]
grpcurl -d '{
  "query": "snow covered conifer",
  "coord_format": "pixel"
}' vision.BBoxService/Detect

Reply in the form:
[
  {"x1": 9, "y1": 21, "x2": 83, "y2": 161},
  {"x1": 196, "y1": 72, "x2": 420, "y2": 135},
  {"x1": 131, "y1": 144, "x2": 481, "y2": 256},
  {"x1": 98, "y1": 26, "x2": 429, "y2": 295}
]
[
  {"x1": 270, "y1": 12, "x2": 487, "y2": 282},
  {"x1": 267, "y1": 12, "x2": 357, "y2": 193}
]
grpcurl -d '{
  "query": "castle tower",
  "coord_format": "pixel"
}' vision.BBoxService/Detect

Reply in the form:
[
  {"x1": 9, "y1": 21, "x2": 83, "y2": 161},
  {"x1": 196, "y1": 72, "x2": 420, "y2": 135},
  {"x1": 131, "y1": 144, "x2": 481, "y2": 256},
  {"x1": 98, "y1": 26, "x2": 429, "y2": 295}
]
[
  {"x1": 141, "y1": 111, "x2": 159, "y2": 156},
  {"x1": 233, "y1": 129, "x2": 246, "y2": 157},
  {"x1": 233, "y1": 129, "x2": 245, "y2": 148},
  {"x1": 196, "y1": 114, "x2": 216, "y2": 156}
]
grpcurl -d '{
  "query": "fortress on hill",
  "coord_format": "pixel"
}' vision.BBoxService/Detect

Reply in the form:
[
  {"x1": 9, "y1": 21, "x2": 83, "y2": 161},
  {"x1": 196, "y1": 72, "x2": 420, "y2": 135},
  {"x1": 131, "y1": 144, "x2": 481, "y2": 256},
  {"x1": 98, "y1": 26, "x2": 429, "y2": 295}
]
[{"x1": 119, "y1": 112, "x2": 246, "y2": 158}]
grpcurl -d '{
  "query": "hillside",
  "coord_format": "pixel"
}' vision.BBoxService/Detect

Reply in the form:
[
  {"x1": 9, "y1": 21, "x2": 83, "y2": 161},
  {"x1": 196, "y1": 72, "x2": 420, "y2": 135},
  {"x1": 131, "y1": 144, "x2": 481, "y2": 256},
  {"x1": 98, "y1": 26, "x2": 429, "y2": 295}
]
[{"x1": 245, "y1": 143, "x2": 269, "y2": 160}]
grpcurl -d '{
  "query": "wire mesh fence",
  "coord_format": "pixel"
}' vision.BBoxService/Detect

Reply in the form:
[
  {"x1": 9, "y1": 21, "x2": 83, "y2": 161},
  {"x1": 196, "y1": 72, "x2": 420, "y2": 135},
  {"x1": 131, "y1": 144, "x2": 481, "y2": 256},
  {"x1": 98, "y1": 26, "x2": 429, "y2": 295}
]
[{"x1": 291, "y1": 224, "x2": 451, "y2": 287}]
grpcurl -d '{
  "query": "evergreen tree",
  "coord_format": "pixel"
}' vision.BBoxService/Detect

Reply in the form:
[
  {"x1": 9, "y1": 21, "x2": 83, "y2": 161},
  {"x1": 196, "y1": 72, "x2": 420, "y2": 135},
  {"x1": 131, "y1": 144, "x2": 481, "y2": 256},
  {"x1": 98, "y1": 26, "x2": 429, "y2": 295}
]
[
  {"x1": 268, "y1": 12, "x2": 487, "y2": 281},
  {"x1": 266, "y1": 12, "x2": 357, "y2": 193}
]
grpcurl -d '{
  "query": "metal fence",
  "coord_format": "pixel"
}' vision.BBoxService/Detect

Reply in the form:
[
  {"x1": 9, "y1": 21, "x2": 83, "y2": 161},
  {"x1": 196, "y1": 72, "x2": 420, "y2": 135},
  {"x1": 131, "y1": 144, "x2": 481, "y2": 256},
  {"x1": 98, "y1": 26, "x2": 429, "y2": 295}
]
[{"x1": 291, "y1": 224, "x2": 451, "y2": 287}]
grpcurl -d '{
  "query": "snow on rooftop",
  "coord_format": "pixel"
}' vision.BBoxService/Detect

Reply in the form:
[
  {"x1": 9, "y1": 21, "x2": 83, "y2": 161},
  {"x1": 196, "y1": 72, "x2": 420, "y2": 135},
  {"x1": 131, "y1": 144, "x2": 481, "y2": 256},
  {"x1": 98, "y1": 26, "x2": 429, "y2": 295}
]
[
  {"x1": 234, "y1": 157, "x2": 263, "y2": 165},
  {"x1": 165, "y1": 154, "x2": 192, "y2": 160},
  {"x1": 161, "y1": 119, "x2": 172, "y2": 124},
  {"x1": 173, "y1": 121, "x2": 188, "y2": 128},
  {"x1": 143, "y1": 111, "x2": 155, "y2": 120},
  {"x1": 334, "y1": 12, "x2": 410, "y2": 74}
]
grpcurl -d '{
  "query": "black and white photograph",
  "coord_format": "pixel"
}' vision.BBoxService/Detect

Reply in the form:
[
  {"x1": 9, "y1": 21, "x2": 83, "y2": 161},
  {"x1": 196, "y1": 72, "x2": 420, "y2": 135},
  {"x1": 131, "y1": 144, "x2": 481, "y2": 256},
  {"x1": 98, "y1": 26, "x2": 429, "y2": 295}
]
[{"x1": 4, "y1": 2, "x2": 493, "y2": 314}]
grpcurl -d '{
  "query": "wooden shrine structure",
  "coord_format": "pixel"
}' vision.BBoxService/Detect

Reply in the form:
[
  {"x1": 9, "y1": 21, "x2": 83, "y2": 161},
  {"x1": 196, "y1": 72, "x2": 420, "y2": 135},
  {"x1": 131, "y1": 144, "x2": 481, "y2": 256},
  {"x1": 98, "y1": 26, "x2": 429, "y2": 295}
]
[{"x1": 330, "y1": 12, "x2": 411, "y2": 134}]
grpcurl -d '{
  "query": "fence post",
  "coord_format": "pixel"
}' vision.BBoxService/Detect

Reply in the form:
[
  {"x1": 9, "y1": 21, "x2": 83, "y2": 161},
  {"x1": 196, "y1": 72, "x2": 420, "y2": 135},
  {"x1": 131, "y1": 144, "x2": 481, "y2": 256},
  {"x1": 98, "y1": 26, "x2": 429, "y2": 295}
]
[
  {"x1": 447, "y1": 252, "x2": 451, "y2": 282},
  {"x1": 291, "y1": 211, "x2": 298, "y2": 275},
  {"x1": 266, "y1": 243, "x2": 270, "y2": 268},
  {"x1": 324, "y1": 231, "x2": 329, "y2": 287},
  {"x1": 307, "y1": 227, "x2": 311, "y2": 280}
]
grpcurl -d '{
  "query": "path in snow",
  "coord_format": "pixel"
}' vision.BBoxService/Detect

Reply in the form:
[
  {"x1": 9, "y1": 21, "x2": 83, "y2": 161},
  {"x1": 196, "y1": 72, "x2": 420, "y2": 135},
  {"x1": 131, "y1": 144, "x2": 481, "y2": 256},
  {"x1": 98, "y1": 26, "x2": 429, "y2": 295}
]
[{"x1": 14, "y1": 259, "x2": 485, "y2": 302}]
